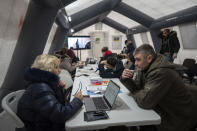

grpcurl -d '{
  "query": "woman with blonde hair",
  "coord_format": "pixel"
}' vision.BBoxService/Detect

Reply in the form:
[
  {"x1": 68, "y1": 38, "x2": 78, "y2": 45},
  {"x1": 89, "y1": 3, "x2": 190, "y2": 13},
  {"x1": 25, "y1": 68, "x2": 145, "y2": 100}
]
[{"x1": 17, "y1": 54, "x2": 83, "y2": 131}]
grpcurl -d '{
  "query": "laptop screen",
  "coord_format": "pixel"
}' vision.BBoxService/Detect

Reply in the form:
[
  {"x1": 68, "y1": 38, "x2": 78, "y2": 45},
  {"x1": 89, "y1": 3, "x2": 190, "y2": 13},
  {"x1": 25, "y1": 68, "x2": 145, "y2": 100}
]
[{"x1": 104, "y1": 81, "x2": 120, "y2": 107}]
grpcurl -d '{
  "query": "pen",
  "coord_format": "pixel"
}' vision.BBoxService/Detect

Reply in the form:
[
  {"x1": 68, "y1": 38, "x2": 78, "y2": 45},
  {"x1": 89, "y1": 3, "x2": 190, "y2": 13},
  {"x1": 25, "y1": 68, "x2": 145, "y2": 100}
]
[{"x1": 74, "y1": 81, "x2": 82, "y2": 95}]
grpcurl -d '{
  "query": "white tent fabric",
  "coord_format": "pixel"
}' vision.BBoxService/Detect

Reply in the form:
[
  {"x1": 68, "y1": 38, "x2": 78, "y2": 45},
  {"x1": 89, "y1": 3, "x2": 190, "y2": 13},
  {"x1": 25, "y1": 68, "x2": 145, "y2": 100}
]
[
  {"x1": 65, "y1": 0, "x2": 197, "y2": 29},
  {"x1": 65, "y1": 0, "x2": 103, "y2": 16},
  {"x1": 123, "y1": 0, "x2": 197, "y2": 19},
  {"x1": 107, "y1": 11, "x2": 140, "y2": 28}
]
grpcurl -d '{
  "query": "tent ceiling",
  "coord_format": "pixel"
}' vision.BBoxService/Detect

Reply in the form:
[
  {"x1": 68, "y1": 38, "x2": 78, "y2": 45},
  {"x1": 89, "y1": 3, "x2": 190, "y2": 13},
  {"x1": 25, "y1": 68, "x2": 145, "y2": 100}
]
[
  {"x1": 122, "y1": 0, "x2": 197, "y2": 19},
  {"x1": 107, "y1": 11, "x2": 140, "y2": 28},
  {"x1": 63, "y1": 0, "x2": 197, "y2": 33},
  {"x1": 65, "y1": 0, "x2": 103, "y2": 16}
]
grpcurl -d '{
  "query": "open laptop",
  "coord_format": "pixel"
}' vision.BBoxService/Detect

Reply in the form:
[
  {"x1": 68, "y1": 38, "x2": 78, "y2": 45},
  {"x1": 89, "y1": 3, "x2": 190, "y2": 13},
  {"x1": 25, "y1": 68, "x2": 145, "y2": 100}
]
[
  {"x1": 85, "y1": 58, "x2": 89, "y2": 66},
  {"x1": 84, "y1": 80, "x2": 120, "y2": 112}
]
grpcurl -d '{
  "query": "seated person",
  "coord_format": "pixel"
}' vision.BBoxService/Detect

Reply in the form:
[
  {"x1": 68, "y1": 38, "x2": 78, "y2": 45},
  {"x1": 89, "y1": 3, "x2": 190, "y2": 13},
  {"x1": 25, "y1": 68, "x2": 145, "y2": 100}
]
[
  {"x1": 121, "y1": 44, "x2": 196, "y2": 131},
  {"x1": 67, "y1": 47, "x2": 79, "y2": 63},
  {"x1": 17, "y1": 54, "x2": 83, "y2": 131},
  {"x1": 55, "y1": 47, "x2": 79, "y2": 63},
  {"x1": 100, "y1": 46, "x2": 112, "y2": 61},
  {"x1": 98, "y1": 56, "x2": 124, "y2": 78},
  {"x1": 55, "y1": 48, "x2": 83, "y2": 76}
]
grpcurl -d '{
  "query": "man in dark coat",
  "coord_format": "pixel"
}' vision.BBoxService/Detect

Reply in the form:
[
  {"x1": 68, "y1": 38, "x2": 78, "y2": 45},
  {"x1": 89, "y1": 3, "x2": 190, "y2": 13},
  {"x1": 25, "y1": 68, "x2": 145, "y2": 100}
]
[
  {"x1": 120, "y1": 40, "x2": 135, "y2": 70},
  {"x1": 17, "y1": 54, "x2": 83, "y2": 131},
  {"x1": 125, "y1": 40, "x2": 135, "y2": 70},
  {"x1": 121, "y1": 44, "x2": 195, "y2": 131},
  {"x1": 159, "y1": 29, "x2": 180, "y2": 62}
]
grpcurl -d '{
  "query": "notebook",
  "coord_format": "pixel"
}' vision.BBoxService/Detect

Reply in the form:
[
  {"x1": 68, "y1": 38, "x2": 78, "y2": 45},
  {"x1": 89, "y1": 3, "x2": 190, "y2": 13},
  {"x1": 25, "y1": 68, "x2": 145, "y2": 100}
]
[{"x1": 84, "y1": 80, "x2": 120, "y2": 112}]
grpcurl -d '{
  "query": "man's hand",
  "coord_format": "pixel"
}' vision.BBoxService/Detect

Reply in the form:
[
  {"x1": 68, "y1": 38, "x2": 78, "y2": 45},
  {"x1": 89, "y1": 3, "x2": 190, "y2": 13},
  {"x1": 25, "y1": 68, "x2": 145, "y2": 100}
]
[
  {"x1": 164, "y1": 52, "x2": 170, "y2": 55},
  {"x1": 105, "y1": 63, "x2": 113, "y2": 69},
  {"x1": 77, "y1": 61, "x2": 84, "y2": 68},
  {"x1": 75, "y1": 91, "x2": 83, "y2": 101},
  {"x1": 122, "y1": 69, "x2": 134, "y2": 79},
  {"x1": 100, "y1": 60, "x2": 107, "y2": 65},
  {"x1": 173, "y1": 53, "x2": 177, "y2": 59}
]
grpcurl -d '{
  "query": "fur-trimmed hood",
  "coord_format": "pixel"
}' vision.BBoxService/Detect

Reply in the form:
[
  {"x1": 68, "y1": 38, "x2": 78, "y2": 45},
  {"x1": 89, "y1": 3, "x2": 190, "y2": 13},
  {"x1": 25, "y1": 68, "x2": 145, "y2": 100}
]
[
  {"x1": 24, "y1": 68, "x2": 60, "y2": 88},
  {"x1": 169, "y1": 30, "x2": 177, "y2": 37}
]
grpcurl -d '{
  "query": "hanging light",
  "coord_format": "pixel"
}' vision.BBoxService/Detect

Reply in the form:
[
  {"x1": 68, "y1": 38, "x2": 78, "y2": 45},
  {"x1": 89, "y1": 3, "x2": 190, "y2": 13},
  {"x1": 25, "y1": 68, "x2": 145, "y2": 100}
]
[
  {"x1": 68, "y1": 16, "x2": 72, "y2": 22},
  {"x1": 70, "y1": 28, "x2": 74, "y2": 33}
]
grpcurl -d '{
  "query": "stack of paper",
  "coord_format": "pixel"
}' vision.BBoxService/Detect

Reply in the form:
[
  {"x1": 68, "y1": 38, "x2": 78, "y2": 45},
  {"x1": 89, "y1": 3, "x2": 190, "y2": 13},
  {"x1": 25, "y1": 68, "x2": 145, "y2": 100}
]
[
  {"x1": 90, "y1": 77, "x2": 102, "y2": 85},
  {"x1": 86, "y1": 85, "x2": 107, "y2": 92}
]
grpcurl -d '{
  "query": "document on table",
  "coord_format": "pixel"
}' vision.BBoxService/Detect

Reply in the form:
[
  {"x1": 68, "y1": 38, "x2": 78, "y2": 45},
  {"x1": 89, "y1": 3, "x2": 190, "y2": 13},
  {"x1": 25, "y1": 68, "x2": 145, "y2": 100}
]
[{"x1": 86, "y1": 85, "x2": 107, "y2": 92}]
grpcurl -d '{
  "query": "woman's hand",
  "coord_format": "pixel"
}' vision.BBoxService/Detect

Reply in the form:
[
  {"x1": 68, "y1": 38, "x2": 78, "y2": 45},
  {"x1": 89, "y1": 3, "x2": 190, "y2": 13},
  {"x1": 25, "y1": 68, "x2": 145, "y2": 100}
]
[
  {"x1": 59, "y1": 80, "x2": 66, "y2": 88},
  {"x1": 75, "y1": 91, "x2": 83, "y2": 101}
]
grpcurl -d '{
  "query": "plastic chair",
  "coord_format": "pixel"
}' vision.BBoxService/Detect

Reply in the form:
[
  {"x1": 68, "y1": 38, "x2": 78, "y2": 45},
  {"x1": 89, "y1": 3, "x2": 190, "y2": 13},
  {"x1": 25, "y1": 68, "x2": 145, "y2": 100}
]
[
  {"x1": 1, "y1": 90, "x2": 25, "y2": 128},
  {"x1": 59, "y1": 70, "x2": 73, "y2": 89},
  {"x1": 59, "y1": 70, "x2": 74, "y2": 102}
]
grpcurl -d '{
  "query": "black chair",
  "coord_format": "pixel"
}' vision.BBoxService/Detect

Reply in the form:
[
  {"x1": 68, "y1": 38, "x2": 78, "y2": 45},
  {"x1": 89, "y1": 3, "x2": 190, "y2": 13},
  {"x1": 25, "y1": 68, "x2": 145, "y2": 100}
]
[
  {"x1": 182, "y1": 59, "x2": 197, "y2": 84},
  {"x1": 188, "y1": 85, "x2": 197, "y2": 130}
]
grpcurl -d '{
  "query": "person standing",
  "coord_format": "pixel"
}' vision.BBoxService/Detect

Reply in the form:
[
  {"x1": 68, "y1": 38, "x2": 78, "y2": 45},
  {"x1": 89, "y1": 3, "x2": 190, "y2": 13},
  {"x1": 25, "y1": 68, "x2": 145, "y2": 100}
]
[
  {"x1": 120, "y1": 40, "x2": 135, "y2": 70},
  {"x1": 159, "y1": 29, "x2": 180, "y2": 62},
  {"x1": 125, "y1": 40, "x2": 135, "y2": 69}
]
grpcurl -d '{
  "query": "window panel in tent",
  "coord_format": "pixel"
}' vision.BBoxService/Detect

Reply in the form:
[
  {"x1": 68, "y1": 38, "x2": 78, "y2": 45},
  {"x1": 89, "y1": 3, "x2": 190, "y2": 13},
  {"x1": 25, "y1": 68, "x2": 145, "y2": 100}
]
[
  {"x1": 65, "y1": 0, "x2": 103, "y2": 16},
  {"x1": 107, "y1": 11, "x2": 140, "y2": 28},
  {"x1": 140, "y1": 32, "x2": 149, "y2": 44},
  {"x1": 179, "y1": 22, "x2": 197, "y2": 49},
  {"x1": 122, "y1": 0, "x2": 197, "y2": 18}
]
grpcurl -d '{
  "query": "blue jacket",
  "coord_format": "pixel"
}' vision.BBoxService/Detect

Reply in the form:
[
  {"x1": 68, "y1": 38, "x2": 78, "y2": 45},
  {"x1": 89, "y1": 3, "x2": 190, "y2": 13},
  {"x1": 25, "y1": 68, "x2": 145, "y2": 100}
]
[
  {"x1": 17, "y1": 68, "x2": 83, "y2": 131},
  {"x1": 98, "y1": 60, "x2": 124, "y2": 78}
]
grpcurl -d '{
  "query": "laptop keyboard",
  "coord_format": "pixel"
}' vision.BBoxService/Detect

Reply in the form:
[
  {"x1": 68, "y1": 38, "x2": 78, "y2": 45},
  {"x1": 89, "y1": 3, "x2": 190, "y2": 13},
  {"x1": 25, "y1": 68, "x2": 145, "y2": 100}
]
[{"x1": 92, "y1": 97, "x2": 108, "y2": 110}]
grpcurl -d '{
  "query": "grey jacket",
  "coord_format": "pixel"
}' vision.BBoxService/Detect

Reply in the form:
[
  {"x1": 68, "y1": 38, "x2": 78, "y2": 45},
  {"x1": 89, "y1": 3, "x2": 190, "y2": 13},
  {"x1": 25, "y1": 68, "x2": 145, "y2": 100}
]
[
  {"x1": 121, "y1": 54, "x2": 193, "y2": 131},
  {"x1": 59, "y1": 55, "x2": 77, "y2": 73}
]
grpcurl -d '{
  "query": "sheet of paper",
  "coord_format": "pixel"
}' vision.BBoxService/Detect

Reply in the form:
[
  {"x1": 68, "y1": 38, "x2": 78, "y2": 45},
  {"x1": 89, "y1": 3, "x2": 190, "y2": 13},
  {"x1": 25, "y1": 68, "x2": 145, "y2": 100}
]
[{"x1": 86, "y1": 85, "x2": 107, "y2": 92}]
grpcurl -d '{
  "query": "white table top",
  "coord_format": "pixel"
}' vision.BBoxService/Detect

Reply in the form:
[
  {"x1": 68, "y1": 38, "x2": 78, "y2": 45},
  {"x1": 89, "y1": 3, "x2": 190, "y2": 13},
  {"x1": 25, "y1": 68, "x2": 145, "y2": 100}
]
[{"x1": 65, "y1": 65, "x2": 161, "y2": 131}]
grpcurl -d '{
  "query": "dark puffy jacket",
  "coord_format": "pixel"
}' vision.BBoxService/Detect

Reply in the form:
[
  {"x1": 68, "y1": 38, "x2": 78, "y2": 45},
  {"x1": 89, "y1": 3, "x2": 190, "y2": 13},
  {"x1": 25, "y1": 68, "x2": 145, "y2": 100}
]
[
  {"x1": 159, "y1": 31, "x2": 180, "y2": 56},
  {"x1": 126, "y1": 43, "x2": 135, "y2": 62},
  {"x1": 17, "y1": 68, "x2": 83, "y2": 131},
  {"x1": 98, "y1": 60, "x2": 124, "y2": 78}
]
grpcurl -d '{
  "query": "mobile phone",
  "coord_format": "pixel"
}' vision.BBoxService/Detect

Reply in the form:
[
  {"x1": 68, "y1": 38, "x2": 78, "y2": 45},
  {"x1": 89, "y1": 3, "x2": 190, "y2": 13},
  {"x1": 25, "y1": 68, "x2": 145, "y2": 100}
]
[{"x1": 84, "y1": 111, "x2": 109, "y2": 122}]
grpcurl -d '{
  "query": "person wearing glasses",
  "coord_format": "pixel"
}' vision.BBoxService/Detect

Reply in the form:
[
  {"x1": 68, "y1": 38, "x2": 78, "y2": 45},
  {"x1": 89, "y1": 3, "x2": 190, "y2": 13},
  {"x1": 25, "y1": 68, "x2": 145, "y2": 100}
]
[{"x1": 17, "y1": 54, "x2": 83, "y2": 131}]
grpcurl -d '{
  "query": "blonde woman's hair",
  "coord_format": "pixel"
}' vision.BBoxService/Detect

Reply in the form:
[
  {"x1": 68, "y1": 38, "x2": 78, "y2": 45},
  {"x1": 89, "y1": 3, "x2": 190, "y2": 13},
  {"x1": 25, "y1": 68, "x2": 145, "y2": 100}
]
[{"x1": 31, "y1": 54, "x2": 60, "y2": 72}]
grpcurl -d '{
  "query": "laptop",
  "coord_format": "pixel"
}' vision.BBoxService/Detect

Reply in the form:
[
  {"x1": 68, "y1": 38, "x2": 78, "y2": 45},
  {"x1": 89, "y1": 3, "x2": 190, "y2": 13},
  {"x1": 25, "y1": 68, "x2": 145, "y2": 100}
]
[
  {"x1": 84, "y1": 80, "x2": 120, "y2": 112},
  {"x1": 85, "y1": 58, "x2": 89, "y2": 66}
]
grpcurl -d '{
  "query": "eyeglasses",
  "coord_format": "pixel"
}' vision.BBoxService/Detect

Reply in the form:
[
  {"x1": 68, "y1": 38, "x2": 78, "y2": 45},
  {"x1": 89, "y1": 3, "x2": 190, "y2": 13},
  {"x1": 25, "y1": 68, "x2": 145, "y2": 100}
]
[{"x1": 74, "y1": 81, "x2": 82, "y2": 95}]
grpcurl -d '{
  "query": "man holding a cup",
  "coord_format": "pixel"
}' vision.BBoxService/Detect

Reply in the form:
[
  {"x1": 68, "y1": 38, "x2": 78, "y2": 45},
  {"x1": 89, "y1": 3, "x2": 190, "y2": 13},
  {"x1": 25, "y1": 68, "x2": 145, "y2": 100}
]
[{"x1": 121, "y1": 44, "x2": 195, "y2": 131}]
